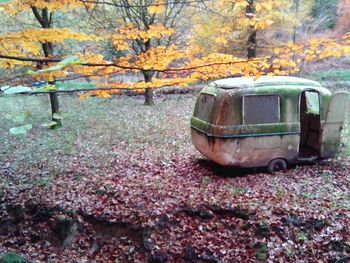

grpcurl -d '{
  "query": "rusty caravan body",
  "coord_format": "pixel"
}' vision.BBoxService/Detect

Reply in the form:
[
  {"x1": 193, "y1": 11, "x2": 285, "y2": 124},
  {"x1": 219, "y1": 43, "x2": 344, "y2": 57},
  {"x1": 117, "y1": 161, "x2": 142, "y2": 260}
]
[{"x1": 191, "y1": 76, "x2": 349, "y2": 171}]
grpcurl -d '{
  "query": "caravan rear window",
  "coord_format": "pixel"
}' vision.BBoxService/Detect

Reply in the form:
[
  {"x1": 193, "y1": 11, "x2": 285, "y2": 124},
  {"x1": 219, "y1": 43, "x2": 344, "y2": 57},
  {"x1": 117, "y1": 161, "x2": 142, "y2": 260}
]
[
  {"x1": 195, "y1": 93, "x2": 215, "y2": 121},
  {"x1": 243, "y1": 95, "x2": 280, "y2": 124}
]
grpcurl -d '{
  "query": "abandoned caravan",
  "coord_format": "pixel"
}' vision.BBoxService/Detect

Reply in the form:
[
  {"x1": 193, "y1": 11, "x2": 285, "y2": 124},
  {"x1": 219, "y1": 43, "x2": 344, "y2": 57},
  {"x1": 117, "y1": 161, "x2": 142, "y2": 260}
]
[{"x1": 191, "y1": 76, "x2": 349, "y2": 173}]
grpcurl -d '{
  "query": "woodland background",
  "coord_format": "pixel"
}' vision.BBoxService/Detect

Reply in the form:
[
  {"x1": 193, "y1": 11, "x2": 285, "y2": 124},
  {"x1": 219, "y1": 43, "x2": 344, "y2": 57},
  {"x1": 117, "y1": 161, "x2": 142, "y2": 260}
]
[{"x1": 1, "y1": 0, "x2": 350, "y2": 262}]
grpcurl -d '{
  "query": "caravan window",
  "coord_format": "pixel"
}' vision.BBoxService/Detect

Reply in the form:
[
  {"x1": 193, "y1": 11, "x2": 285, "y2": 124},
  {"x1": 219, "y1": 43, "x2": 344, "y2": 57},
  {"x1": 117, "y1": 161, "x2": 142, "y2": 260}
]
[
  {"x1": 195, "y1": 93, "x2": 215, "y2": 121},
  {"x1": 243, "y1": 95, "x2": 280, "y2": 124},
  {"x1": 305, "y1": 91, "x2": 320, "y2": 115}
]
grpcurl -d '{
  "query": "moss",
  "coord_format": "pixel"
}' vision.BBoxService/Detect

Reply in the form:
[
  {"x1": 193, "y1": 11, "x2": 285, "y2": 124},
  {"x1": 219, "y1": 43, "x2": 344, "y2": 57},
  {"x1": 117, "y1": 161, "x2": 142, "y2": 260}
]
[
  {"x1": 252, "y1": 85, "x2": 302, "y2": 97},
  {"x1": 193, "y1": 122, "x2": 299, "y2": 137},
  {"x1": 190, "y1": 117, "x2": 208, "y2": 132},
  {"x1": 0, "y1": 253, "x2": 28, "y2": 263},
  {"x1": 200, "y1": 85, "x2": 219, "y2": 96},
  {"x1": 320, "y1": 95, "x2": 331, "y2": 120},
  {"x1": 255, "y1": 242, "x2": 268, "y2": 262},
  {"x1": 195, "y1": 82, "x2": 340, "y2": 158}
]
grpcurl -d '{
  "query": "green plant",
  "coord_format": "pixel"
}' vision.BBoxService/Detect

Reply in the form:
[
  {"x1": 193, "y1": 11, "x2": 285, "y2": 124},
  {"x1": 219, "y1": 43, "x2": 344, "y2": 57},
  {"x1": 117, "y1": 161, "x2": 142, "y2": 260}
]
[
  {"x1": 296, "y1": 230, "x2": 307, "y2": 242},
  {"x1": 32, "y1": 177, "x2": 51, "y2": 187},
  {"x1": 256, "y1": 242, "x2": 268, "y2": 261},
  {"x1": 5, "y1": 112, "x2": 32, "y2": 135},
  {"x1": 231, "y1": 187, "x2": 248, "y2": 195},
  {"x1": 200, "y1": 176, "x2": 211, "y2": 190},
  {"x1": 0, "y1": 253, "x2": 28, "y2": 263},
  {"x1": 276, "y1": 190, "x2": 286, "y2": 199}
]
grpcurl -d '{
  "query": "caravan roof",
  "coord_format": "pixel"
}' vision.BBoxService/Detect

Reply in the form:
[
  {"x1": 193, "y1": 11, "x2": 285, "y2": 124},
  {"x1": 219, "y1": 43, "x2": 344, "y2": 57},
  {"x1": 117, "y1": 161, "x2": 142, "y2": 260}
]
[{"x1": 209, "y1": 76, "x2": 322, "y2": 90}]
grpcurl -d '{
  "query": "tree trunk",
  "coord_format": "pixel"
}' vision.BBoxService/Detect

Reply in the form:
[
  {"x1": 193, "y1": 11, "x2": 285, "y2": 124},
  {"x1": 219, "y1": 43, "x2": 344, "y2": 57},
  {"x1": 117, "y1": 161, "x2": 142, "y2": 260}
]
[
  {"x1": 42, "y1": 42, "x2": 54, "y2": 58},
  {"x1": 49, "y1": 92, "x2": 62, "y2": 127},
  {"x1": 246, "y1": 0, "x2": 257, "y2": 59},
  {"x1": 247, "y1": 31, "x2": 257, "y2": 59},
  {"x1": 292, "y1": 0, "x2": 300, "y2": 45},
  {"x1": 32, "y1": 6, "x2": 62, "y2": 128},
  {"x1": 144, "y1": 89, "x2": 154, "y2": 106},
  {"x1": 292, "y1": 0, "x2": 299, "y2": 62},
  {"x1": 143, "y1": 71, "x2": 154, "y2": 106}
]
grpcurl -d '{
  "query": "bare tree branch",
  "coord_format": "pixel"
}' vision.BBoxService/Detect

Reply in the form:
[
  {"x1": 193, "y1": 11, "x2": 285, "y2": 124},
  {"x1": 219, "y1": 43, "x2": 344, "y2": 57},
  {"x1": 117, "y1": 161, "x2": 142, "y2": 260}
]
[
  {"x1": 0, "y1": 53, "x2": 270, "y2": 72},
  {"x1": 78, "y1": 0, "x2": 208, "y2": 8}
]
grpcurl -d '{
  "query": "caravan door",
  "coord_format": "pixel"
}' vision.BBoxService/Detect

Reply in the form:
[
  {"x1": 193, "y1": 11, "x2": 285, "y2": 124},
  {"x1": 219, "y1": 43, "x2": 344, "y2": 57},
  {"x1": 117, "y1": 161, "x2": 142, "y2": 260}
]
[{"x1": 320, "y1": 91, "x2": 349, "y2": 158}]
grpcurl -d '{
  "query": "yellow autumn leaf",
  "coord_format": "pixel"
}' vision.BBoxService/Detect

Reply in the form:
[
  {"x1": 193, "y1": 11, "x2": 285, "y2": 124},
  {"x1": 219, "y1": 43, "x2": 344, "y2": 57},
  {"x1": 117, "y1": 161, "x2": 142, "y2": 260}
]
[
  {"x1": 147, "y1": 0, "x2": 164, "y2": 14},
  {"x1": 235, "y1": 1, "x2": 248, "y2": 9},
  {"x1": 255, "y1": 3, "x2": 262, "y2": 12},
  {"x1": 148, "y1": 5, "x2": 164, "y2": 14},
  {"x1": 215, "y1": 37, "x2": 228, "y2": 45}
]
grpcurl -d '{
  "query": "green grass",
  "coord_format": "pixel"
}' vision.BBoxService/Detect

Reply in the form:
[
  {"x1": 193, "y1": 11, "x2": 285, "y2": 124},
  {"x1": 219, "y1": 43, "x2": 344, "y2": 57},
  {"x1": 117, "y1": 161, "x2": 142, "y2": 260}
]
[
  {"x1": 56, "y1": 80, "x2": 97, "y2": 91},
  {"x1": 0, "y1": 253, "x2": 28, "y2": 263},
  {"x1": 0, "y1": 94, "x2": 196, "y2": 176},
  {"x1": 309, "y1": 70, "x2": 350, "y2": 82}
]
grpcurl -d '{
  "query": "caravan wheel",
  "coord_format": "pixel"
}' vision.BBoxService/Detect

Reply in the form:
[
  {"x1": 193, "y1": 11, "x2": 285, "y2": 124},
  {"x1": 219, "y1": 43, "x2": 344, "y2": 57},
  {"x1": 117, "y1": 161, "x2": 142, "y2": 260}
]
[{"x1": 267, "y1": 158, "x2": 287, "y2": 174}]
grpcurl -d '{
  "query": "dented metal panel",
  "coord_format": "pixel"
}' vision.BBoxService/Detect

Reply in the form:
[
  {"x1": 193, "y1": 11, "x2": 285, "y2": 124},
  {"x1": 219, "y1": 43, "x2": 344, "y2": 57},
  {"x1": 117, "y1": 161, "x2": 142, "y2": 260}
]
[{"x1": 191, "y1": 129, "x2": 299, "y2": 167}]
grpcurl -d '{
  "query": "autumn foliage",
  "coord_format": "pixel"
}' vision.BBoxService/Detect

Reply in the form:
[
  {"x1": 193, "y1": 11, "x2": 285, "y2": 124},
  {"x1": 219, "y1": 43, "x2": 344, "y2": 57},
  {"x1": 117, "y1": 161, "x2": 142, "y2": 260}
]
[{"x1": 1, "y1": 0, "x2": 350, "y2": 104}]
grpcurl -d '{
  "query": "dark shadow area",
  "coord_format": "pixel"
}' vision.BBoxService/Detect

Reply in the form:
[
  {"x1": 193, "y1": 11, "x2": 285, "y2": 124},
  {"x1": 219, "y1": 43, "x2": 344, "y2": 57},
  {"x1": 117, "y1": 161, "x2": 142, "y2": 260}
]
[
  {"x1": 299, "y1": 91, "x2": 321, "y2": 159},
  {"x1": 194, "y1": 158, "x2": 266, "y2": 178},
  {"x1": 195, "y1": 158, "x2": 323, "y2": 177}
]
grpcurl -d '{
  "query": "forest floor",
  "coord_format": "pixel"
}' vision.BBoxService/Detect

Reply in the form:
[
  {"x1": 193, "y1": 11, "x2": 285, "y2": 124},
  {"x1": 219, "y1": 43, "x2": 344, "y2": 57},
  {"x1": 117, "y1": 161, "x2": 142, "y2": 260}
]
[{"x1": 0, "y1": 93, "x2": 350, "y2": 262}]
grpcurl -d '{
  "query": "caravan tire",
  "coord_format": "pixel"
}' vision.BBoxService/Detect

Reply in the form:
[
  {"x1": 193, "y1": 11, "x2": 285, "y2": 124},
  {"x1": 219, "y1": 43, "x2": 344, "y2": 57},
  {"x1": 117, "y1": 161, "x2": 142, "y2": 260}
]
[{"x1": 267, "y1": 158, "x2": 287, "y2": 174}]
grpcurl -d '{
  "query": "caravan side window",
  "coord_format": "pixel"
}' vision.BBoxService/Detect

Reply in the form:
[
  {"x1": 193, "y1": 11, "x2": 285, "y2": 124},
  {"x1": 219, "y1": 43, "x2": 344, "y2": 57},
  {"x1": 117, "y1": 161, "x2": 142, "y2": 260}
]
[{"x1": 243, "y1": 95, "x2": 280, "y2": 124}]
